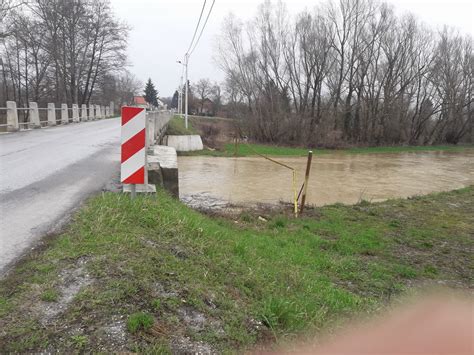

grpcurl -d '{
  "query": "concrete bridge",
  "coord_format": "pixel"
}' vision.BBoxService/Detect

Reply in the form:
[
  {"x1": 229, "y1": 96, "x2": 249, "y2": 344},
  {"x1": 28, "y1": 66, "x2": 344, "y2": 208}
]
[
  {"x1": 0, "y1": 108, "x2": 172, "y2": 276},
  {"x1": 0, "y1": 101, "x2": 115, "y2": 132}
]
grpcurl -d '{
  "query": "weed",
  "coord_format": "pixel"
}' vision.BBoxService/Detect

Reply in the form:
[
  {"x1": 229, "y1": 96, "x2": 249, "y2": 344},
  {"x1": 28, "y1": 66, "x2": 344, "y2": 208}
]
[
  {"x1": 70, "y1": 335, "x2": 88, "y2": 348},
  {"x1": 41, "y1": 289, "x2": 58, "y2": 302},
  {"x1": 423, "y1": 265, "x2": 439, "y2": 277},
  {"x1": 127, "y1": 312, "x2": 154, "y2": 333},
  {"x1": 151, "y1": 299, "x2": 162, "y2": 311}
]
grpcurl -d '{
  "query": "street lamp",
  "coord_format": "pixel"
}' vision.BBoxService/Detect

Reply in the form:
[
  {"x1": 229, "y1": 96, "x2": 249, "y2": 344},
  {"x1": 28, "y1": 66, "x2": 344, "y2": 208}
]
[{"x1": 177, "y1": 53, "x2": 189, "y2": 129}]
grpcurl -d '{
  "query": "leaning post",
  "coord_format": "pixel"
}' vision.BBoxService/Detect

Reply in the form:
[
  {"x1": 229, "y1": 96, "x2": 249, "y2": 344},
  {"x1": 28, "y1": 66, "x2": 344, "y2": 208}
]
[
  {"x1": 299, "y1": 151, "x2": 313, "y2": 215},
  {"x1": 6, "y1": 101, "x2": 19, "y2": 132},
  {"x1": 47, "y1": 103, "x2": 56, "y2": 126}
]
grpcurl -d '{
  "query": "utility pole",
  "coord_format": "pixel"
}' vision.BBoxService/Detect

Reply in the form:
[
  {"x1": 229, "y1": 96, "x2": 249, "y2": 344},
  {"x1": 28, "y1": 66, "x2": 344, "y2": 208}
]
[
  {"x1": 179, "y1": 72, "x2": 183, "y2": 116},
  {"x1": 177, "y1": 54, "x2": 189, "y2": 129},
  {"x1": 184, "y1": 53, "x2": 189, "y2": 129},
  {"x1": 177, "y1": 84, "x2": 181, "y2": 115}
]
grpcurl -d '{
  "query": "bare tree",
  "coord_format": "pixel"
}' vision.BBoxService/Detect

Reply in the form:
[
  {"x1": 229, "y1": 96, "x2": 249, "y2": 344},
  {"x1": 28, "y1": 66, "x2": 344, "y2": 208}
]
[
  {"x1": 1, "y1": 0, "x2": 130, "y2": 108},
  {"x1": 217, "y1": 0, "x2": 473, "y2": 146},
  {"x1": 195, "y1": 78, "x2": 213, "y2": 114}
]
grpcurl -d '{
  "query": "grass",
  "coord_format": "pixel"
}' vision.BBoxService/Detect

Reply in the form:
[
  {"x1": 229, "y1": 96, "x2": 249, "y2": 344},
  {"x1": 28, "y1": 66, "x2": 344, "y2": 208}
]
[
  {"x1": 127, "y1": 312, "x2": 154, "y2": 333},
  {"x1": 181, "y1": 142, "x2": 474, "y2": 157},
  {"x1": 0, "y1": 187, "x2": 472, "y2": 352},
  {"x1": 41, "y1": 289, "x2": 59, "y2": 302},
  {"x1": 166, "y1": 115, "x2": 198, "y2": 135}
]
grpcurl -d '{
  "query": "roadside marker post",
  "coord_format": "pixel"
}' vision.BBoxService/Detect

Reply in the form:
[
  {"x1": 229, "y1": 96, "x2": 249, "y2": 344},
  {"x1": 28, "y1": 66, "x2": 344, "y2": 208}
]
[{"x1": 121, "y1": 106, "x2": 146, "y2": 199}]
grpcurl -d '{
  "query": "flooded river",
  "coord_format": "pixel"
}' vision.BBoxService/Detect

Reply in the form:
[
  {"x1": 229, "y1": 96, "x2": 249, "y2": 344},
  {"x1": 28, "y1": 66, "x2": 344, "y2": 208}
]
[{"x1": 178, "y1": 151, "x2": 474, "y2": 206}]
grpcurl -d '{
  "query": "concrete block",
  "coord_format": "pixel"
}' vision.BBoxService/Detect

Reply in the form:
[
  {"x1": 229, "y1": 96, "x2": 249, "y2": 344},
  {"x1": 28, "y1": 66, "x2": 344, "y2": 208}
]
[
  {"x1": 61, "y1": 104, "x2": 68, "y2": 124},
  {"x1": 122, "y1": 184, "x2": 156, "y2": 194},
  {"x1": 72, "y1": 104, "x2": 80, "y2": 123},
  {"x1": 89, "y1": 104, "x2": 95, "y2": 120},
  {"x1": 165, "y1": 135, "x2": 203, "y2": 151},
  {"x1": 148, "y1": 145, "x2": 179, "y2": 198},
  {"x1": 151, "y1": 145, "x2": 178, "y2": 169},
  {"x1": 47, "y1": 103, "x2": 56, "y2": 126},
  {"x1": 6, "y1": 101, "x2": 19, "y2": 131},
  {"x1": 28, "y1": 102, "x2": 41, "y2": 128},
  {"x1": 81, "y1": 104, "x2": 87, "y2": 121},
  {"x1": 148, "y1": 160, "x2": 164, "y2": 187}
]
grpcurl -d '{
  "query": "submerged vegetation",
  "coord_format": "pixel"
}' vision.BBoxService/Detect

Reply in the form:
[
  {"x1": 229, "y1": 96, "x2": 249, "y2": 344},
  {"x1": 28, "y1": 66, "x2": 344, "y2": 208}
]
[{"x1": 0, "y1": 187, "x2": 472, "y2": 352}]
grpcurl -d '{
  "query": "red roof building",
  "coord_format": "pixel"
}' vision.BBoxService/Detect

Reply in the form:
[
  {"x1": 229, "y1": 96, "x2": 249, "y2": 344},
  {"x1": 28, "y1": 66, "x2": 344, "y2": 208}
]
[{"x1": 133, "y1": 96, "x2": 147, "y2": 107}]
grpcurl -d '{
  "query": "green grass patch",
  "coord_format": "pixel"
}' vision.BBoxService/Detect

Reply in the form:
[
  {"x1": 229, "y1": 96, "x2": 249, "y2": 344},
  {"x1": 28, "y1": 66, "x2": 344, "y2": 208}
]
[
  {"x1": 0, "y1": 187, "x2": 472, "y2": 352},
  {"x1": 127, "y1": 312, "x2": 154, "y2": 333},
  {"x1": 182, "y1": 143, "x2": 473, "y2": 157},
  {"x1": 166, "y1": 115, "x2": 197, "y2": 135},
  {"x1": 41, "y1": 289, "x2": 59, "y2": 302}
]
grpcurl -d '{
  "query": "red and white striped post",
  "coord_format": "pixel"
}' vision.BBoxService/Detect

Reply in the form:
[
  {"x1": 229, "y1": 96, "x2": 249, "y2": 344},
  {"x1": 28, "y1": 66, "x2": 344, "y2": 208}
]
[{"x1": 121, "y1": 106, "x2": 147, "y2": 198}]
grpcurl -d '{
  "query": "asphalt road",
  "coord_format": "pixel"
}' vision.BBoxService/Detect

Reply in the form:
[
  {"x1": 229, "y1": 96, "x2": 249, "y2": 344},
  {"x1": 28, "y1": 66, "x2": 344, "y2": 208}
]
[{"x1": 0, "y1": 118, "x2": 121, "y2": 276}]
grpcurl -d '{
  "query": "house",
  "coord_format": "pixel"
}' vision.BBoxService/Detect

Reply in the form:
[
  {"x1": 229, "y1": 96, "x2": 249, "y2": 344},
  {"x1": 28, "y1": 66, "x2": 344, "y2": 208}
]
[
  {"x1": 132, "y1": 96, "x2": 148, "y2": 109},
  {"x1": 199, "y1": 98, "x2": 214, "y2": 115}
]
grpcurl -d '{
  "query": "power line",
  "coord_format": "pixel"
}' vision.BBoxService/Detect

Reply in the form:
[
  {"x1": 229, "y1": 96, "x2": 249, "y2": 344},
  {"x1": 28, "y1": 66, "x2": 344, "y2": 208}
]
[
  {"x1": 186, "y1": 0, "x2": 207, "y2": 54},
  {"x1": 189, "y1": 0, "x2": 216, "y2": 57}
]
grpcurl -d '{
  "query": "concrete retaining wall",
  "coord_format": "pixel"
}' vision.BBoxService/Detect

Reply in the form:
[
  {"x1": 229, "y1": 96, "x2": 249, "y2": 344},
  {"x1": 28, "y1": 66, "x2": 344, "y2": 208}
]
[
  {"x1": 165, "y1": 135, "x2": 203, "y2": 152},
  {"x1": 147, "y1": 145, "x2": 179, "y2": 198}
]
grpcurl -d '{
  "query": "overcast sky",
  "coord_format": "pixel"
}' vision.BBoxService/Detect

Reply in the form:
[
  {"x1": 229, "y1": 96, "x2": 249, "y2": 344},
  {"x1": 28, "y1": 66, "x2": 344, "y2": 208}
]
[{"x1": 111, "y1": 0, "x2": 473, "y2": 98}]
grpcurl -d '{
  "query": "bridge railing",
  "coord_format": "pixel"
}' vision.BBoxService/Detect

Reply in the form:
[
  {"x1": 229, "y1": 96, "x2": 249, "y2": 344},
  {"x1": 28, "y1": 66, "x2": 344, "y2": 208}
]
[
  {"x1": 146, "y1": 110, "x2": 171, "y2": 147},
  {"x1": 0, "y1": 101, "x2": 115, "y2": 132}
]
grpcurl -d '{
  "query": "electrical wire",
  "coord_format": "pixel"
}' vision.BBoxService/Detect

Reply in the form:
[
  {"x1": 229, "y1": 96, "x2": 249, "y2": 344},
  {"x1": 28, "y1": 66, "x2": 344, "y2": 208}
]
[
  {"x1": 188, "y1": 0, "x2": 216, "y2": 57},
  {"x1": 186, "y1": 0, "x2": 207, "y2": 54}
]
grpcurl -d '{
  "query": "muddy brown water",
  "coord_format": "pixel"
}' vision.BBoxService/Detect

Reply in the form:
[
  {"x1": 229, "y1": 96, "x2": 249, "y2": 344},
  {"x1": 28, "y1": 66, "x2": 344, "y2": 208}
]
[{"x1": 178, "y1": 151, "x2": 474, "y2": 207}]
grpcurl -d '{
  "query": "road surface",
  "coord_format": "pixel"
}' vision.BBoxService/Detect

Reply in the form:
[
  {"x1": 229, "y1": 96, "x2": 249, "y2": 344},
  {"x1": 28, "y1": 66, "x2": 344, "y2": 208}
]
[{"x1": 0, "y1": 119, "x2": 121, "y2": 275}]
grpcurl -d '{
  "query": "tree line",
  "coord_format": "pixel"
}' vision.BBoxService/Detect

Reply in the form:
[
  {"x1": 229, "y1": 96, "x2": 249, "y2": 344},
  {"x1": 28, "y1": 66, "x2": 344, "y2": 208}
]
[
  {"x1": 217, "y1": 0, "x2": 473, "y2": 146},
  {"x1": 0, "y1": 0, "x2": 141, "y2": 110}
]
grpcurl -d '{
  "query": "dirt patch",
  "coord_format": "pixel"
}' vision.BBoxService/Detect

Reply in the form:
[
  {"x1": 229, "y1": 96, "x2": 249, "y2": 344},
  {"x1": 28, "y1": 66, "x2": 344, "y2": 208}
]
[
  {"x1": 178, "y1": 307, "x2": 208, "y2": 331},
  {"x1": 98, "y1": 316, "x2": 128, "y2": 350},
  {"x1": 38, "y1": 257, "x2": 93, "y2": 324},
  {"x1": 152, "y1": 281, "x2": 178, "y2": 299},
  {"x1": 171, "y1": 335, "x2": 214, "y2": 354}
]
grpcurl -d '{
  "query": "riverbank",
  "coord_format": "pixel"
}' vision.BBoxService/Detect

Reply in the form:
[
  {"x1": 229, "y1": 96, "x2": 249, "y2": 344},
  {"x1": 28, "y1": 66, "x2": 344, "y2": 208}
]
[
  {"x1": 181, "y1": 142, "x2": 474, "y2": 157},
  {"x1": 1, "y1": 187, "x2": 472, "y2": 352},
  {"x1": 167, "y1": 116, "x2": 473, "y2": 157}
]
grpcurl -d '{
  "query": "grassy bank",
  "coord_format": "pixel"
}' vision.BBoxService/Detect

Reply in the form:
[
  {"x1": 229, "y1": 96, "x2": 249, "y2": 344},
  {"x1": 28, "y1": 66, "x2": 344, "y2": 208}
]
[
  {"x1": 1, "y1": 187, "x2": 472, "y2": 352},
  {"x1": 166, "y1": 115, "x2": 198, "y2": 135},
  {"x1": 182, "y1": 143, "x2": 474, "y2": 157}
]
